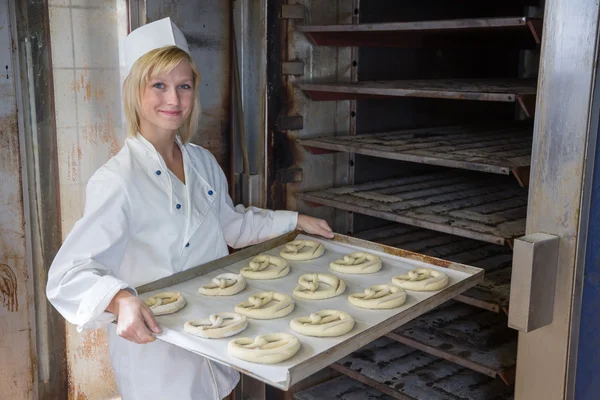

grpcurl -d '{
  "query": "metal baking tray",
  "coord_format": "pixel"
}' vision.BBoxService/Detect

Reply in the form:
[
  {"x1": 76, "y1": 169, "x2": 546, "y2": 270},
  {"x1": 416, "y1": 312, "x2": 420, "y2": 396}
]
[{"x1": 135, "y1": 231, "x2": 483, "y2": 390}]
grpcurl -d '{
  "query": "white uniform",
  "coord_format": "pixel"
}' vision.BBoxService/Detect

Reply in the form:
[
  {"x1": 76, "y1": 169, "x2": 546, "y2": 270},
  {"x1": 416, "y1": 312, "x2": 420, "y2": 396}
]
[{"x1": 46, "y1": 134, "x2": 298, "y2": 400}]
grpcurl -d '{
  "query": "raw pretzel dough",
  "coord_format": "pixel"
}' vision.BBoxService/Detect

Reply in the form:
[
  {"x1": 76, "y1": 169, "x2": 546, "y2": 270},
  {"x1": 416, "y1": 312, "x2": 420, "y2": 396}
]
[
  {"x1": 293, "y1": 273, "x2": 346, "y2": 300},
  {"x1": 290, "y1": 310, "x2": 354, "y2": 337},
  {"x1": 234, "y1": 291, "x2": 295, "y2": 319},
  {"x1": 329, "y1": 252, "x2": 382, "y2": 274},
  {"x1": 184, "y1": 312, "x2": 248, "y2": 339},
  {"x1": 144, "y1": 292, "x2": 186, "y2": 315},
  {"x1": 348, "y1": 284, "x2": 407, "y2": 309},
  {"x1": 240, "y1": 255, "x2": 290, "y2": 280},
  {"x1": 198, "y1": 273, "x2": 247, "y2": 296},
  {"x1": 228, "y1": 333, "x2": 300, "y2": 364},
  {"x1": 280, "y1": 240, "x2": 325, "y2": 261},
  {"x1": 392, "y1": 268, "x2": 449, "y2": 291}
]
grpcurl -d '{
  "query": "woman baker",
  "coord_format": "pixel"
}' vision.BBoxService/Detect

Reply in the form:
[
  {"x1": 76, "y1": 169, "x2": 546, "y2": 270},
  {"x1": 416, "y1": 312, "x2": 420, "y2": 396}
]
[{"x1": 46, "y1": 17, "x2": 334, "y2": 400}]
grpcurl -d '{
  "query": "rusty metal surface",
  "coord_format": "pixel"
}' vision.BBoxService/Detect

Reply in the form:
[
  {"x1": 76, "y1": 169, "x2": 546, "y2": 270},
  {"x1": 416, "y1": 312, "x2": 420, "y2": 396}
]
[
  {"x1": 147, "y1": 0, "x2": 232, "y2": 177},
  {"x1": 389, "y1": 301, "x2": 517, "y2": 380},
  {"x1": 0, "y1": 2, "x2": 35, "y2": 398},
  {"x1": 271, "y1": 0, "x2": 355, "y2": 233},
  {"x1": 299, "y1": 123, "x2": 533, "y2": 176},
  {"x1": 356, "y1": 225, "x2": 512, "y2": 312},
  {"x1": 335, "y1": 337, "x2": 514, "y2": 400},
  {"x1": 297, "y1": 17, "x2": 541, "y2": 48},
  {"x1": 299, "y1": 171, "x2": 527, "y2": 245},
  {"x1": 297, "y1": 79, "x2": 537, "y2": 102},
  {"x1": 294, "y1": 376, "x2": 396, "y2": 400}
]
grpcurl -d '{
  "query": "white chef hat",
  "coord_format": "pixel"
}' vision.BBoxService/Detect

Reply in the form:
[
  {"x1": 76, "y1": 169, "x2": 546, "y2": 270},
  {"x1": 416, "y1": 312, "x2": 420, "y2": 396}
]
[{"x1": 124, "y1": 17, "x2": 191, "y2": 74}]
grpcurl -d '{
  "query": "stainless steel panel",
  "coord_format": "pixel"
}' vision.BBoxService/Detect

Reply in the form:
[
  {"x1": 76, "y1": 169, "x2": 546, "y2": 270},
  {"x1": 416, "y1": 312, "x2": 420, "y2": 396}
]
[
  {"x1": 508, "y1": 233, "x2": 559, "y2": 333},
  {"x1": 515, "y1": 0, "x2": 600, "y2": 398}
]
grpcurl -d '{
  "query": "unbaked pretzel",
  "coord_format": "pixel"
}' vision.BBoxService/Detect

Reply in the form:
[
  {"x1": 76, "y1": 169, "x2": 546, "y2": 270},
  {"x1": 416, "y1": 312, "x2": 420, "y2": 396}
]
[
  {"x1": 290, "y1": 310, "x2": 355, "y2": 337},
  {"x1": 144, "y1": 292, "x2": 186, "y2": 315},
  {"x1": 293, "y1": 273, "x2": 346, "y2": 300},
  {"x1": 392, "y1": 268, "x2": 449, "y2": 291},
  {"x1": 184, "y1": 312, "x2": 248, "y2": 339},
  {"x1": 228, "y1": 333, "x2": 300, "y2": 364},
  {"x1": 329, "y1": 252, "x2": 382, "y2": 274},
  {"x1": 240, "y1": 255, "x2": 290, "y2": 280},
  {"x1": 279, "y1": 240, "x2": 325, "y2": 261},
  {"x1": 198, "y1": 273, "x2": 247, "y2": 296},
  {"x1": 234, "y1": 291, "x2": 295, "y2": 319},
  {"x1": 348, "y1": 284, "x2": 407, "y2": 309}
]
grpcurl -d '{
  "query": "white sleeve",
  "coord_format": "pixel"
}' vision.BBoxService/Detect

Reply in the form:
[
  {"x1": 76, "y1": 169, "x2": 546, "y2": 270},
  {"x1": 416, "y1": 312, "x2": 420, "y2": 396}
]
[
  {"x1": 46, "y1": 173, "x2": 135, "y2": 332},
  {"x1": 215, "y1": 168, "x2": 298, "y2": 249}
]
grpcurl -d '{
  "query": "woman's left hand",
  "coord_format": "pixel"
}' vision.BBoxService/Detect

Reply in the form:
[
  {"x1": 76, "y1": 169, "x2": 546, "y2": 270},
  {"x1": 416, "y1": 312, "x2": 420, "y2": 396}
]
[{"x1": 296, "y1": 214, "x2": 335, "y2": 239}]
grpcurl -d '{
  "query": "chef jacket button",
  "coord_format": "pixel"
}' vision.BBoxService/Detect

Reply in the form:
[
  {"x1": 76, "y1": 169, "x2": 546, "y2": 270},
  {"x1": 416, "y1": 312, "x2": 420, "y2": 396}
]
[
  {"x1": 155, "y1": 170, "x2": 161, "y2": 176},
  {"x1": 208, "y1": 190, "x2": 213, "y2": 196},
  {"x1": 185, "y1": 243, "x2": 190, "y2": 248},
  {"x1": 176, "y1": 204, "x2": 182, "y2": 209}
]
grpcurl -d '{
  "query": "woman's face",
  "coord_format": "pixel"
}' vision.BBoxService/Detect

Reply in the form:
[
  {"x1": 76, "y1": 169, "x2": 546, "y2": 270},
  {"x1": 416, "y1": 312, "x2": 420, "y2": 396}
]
[{"x1": 138, "y1": 60, "x2": 194, "y2": 135}]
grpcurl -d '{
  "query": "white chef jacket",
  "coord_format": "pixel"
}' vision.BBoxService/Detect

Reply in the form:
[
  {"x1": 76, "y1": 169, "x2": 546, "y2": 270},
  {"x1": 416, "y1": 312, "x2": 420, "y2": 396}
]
[{"x1": 46, "y1": 134, "x2": 298, "y2": 400}]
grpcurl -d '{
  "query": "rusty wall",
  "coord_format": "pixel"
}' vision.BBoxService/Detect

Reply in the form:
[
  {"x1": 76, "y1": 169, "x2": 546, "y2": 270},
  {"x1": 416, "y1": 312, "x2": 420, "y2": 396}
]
[
  {"x1": 0, "y1": 1, "x2": 35, "y2": 399},
  {"x1": 48, "y1": 0, "x2": 128, "y2": 398},
  {"x1": 146, "y1": 0, "x2": 232, "y2": 180}
]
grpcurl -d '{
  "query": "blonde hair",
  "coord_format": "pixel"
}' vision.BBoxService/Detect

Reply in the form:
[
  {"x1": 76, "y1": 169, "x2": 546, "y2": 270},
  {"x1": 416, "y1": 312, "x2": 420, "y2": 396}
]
[{"x1": 123, "y1": 46, "x2": 201, "y2": 143}]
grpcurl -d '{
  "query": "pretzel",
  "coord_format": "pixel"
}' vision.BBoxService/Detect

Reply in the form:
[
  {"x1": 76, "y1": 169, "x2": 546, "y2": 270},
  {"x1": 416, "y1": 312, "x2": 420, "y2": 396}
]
[
  {"x1": 144, "y1": 292, "x2": 186, "y2": 315},
  {"x1": 198, "y1": 273, "x2": 246, "y2": 296},
  {"x1": 293, "y1": 273, "x2": 346, "y2": 300},
  {"x1": 234, "y1": 291, "x2": 295, "y2": 319},
  {"x1": 290, "y1": 310, "x2": 355, "y2": 337},
  {"x1": 228, "y1": 333, "x2": 300, "y2": 364},
  {"x1": 392, "y1": 268, "x2": 449, "y2": 291},
  {"x1": 348, "y1": 284, "x2": 407, "y2": 309},
  {"x1": 184, "y1": 312, "x2": 248, "y2": 339},
  {"x1": 240, "y1": 255, "x2": 290, "y2": 280},
  {"x1": 279, "y1": 240, "x2": 325, "y2": 261},
  {"x1": 329, "y1": 252, "x2": 382, "y2": 274}
]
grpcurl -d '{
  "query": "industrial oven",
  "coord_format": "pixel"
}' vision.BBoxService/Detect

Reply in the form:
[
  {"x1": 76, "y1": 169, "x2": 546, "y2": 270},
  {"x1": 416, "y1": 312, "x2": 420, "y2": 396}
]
[{"x1": 3, "y1": 0, "x2": 600, "y2": 399}]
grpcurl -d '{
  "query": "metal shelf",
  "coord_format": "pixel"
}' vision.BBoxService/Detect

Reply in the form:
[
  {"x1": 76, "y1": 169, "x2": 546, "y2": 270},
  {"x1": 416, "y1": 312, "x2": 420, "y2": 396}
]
[
  {"x1": 387, "y1": 301, "x2": 517, "y2": 385},
  {"x1": 296, "y1": 79, "x2": 537, "y2": 117},
  {"x1": 299, "y1": 123, "x2": 533, "y2": 186},
  {"x1": 299, "y1": 171, "x2": 527, "y2": 246},
  {"x1": 356, "y1": 225, "x2": 512, "y2": 313},
  {"x1": 294, "y1": 376, "x2": 396, "y2": 400},
  {"x1": 298, "y1": 17, "x2": 542, "y2": 48},
  {"x1": 330, "y1": 337, "x2": 514, "y2": 400}
]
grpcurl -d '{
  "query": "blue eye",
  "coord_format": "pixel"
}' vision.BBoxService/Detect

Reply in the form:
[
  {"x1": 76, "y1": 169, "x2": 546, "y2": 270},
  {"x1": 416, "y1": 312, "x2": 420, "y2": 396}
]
[
  {"x1": 153, "y1": 82, "x2": 165, "y2": 89},
  {"x1": 179, "y1": 84, "x2": 192, "y2": 90}
]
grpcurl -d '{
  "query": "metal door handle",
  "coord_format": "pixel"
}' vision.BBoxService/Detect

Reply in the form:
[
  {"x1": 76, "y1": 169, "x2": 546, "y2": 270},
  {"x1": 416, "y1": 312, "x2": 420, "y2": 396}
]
[{"x1": 508, "y1": 233, "x2": 560, "y2": 332}]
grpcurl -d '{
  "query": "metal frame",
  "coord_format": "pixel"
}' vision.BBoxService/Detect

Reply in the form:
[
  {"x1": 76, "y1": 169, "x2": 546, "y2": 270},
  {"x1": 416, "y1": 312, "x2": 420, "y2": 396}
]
[
  {"x1": 10, "y1": 0, "x2": 67, "y2": 398},
  {"x1": 515, "y1": 0, "x2": 600, "y2": 398},
  {"x1": 567, "y1": 7, "x2": 600, "y2": 397},
  {"x1": 128, "y1": 0, "x2": 146, "y2": 31},
  {"x1": 138, "y1": 231, "x2": 483, "y2": 396}
]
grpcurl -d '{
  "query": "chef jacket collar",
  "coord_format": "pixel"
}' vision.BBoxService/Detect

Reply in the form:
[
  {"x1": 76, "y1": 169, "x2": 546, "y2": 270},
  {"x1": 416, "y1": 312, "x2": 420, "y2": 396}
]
[{"x1": 132, "y1": 133, "x2": 188, "y2": 213}]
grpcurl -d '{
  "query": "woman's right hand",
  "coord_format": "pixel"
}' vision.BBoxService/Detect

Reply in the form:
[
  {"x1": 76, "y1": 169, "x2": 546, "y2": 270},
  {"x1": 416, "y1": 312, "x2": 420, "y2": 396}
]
[{"x1": 107, "y1": 289, "x2": 162, "y2": 344}]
